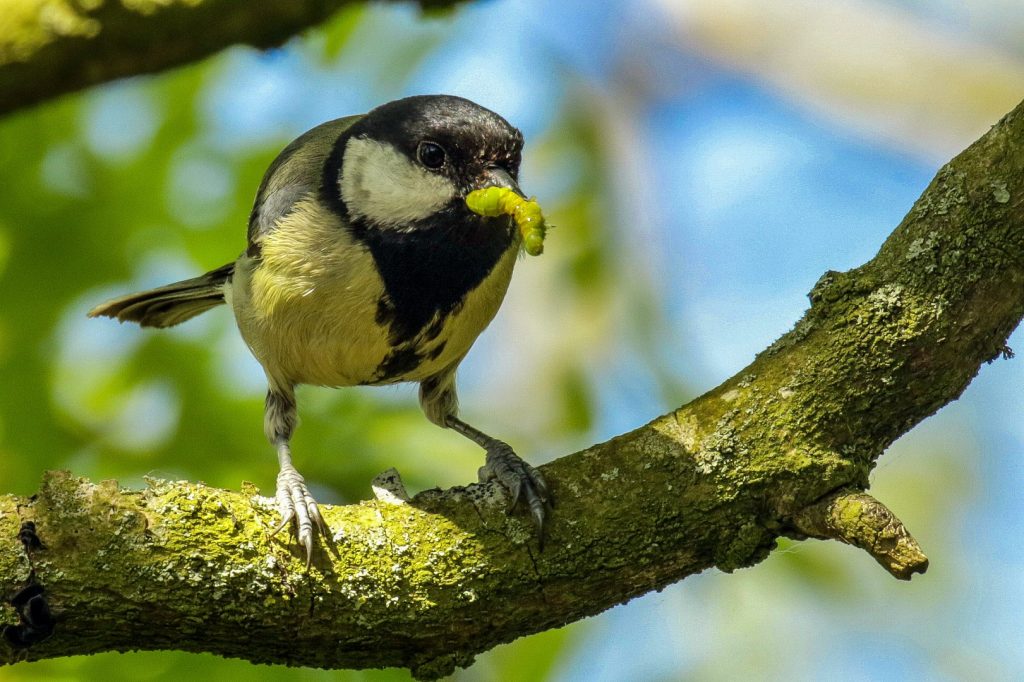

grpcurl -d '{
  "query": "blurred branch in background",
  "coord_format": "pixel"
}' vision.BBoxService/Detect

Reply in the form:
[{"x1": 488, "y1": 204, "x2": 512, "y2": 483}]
[
  {"x1": 1, "y1": 95, "x2": 1022, "y2": 679},
  {"x1": 0, "y1": 0, "x2": 461, "y2": 116},
  {"x1": 655, "y1": 0, "x2": 1024, "y2": 161}
]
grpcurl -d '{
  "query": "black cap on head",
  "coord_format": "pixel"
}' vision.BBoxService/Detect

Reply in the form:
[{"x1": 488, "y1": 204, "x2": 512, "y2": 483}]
[{"x1": 349, "y1": 95, "x2": 524, "y2": 190}]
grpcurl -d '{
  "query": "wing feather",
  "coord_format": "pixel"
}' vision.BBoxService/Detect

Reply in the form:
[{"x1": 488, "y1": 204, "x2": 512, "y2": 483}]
[{"x1": 246, "y1": 115, "x2": 362, "y2": 256}]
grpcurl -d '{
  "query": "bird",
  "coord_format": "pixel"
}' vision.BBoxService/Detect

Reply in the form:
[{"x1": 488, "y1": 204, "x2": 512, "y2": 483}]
[{"x1": 89, "y1": 94, "x2": 551, "y2": 565}]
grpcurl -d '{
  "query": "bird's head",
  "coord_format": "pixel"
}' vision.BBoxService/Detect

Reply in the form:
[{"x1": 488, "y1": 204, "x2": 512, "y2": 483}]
[{"x1": 334, "y1": 95, "x2": 525, "y2": 231}]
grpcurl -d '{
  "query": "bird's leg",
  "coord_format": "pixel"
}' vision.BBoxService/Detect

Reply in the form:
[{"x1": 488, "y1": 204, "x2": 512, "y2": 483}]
[
  {"x1": 420, "y1": 372, "x2": 551, "y2": 537},
  {"x1": 264, "y1": 388, "x2": 327, "y2": 567},
  {"x1": 445, "y1": 415, "x2": 551, "y2": 536}
]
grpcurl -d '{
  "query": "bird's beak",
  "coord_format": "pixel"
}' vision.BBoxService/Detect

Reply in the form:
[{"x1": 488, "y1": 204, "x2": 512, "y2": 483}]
[{"x1": 476, "y1": 166, "x2": 526, "y2": 198}]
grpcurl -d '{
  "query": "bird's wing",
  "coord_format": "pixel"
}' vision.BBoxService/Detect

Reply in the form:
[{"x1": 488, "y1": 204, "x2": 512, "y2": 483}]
[{"x1": 246, "y1": 114, "x2": 363, "y2": 257}]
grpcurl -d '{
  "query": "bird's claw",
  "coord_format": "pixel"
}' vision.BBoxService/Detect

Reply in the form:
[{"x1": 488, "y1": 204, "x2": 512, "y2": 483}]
[
  {"x1": 271, "y1": 466, "x2": 328, "y2": 569},
  {"x1": 478, "y1": 444, "x2": 551, "y2": 540}
]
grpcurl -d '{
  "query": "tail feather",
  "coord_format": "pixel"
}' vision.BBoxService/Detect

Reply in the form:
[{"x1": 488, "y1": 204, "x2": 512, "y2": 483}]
[{"x1": 89, "y1": 262, "x2": 234, "y2": 328}]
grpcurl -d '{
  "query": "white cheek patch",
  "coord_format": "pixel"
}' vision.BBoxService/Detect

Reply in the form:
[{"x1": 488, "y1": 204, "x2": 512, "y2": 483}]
[{"x1": 340, "y1": 137, "x2": 457, "y2": 228}]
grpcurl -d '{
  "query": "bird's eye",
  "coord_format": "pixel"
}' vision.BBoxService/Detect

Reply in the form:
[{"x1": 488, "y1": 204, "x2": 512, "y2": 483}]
[{"x1": 417, "y1": 141, "x2": 446, "y2": 170}]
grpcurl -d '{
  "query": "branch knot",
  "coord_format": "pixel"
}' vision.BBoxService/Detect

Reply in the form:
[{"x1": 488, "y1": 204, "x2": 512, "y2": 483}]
[{"x1": 789, "y1": 491, "x2": 929, "y2": 580}]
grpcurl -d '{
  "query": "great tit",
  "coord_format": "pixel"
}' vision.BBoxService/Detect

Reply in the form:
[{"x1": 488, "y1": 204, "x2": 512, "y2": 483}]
[{"x1": 89, "y1": 95, "x2": 551, "y2": 564}]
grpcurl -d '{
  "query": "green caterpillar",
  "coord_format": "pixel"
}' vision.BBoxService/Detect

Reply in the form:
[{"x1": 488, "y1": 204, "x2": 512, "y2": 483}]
[{"x1": 466, "y1": 186, "x2": 548, "y2": 256}]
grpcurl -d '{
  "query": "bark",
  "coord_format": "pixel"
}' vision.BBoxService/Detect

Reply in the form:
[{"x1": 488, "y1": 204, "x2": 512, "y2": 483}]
[
  {"x1": 0, "y1": 0, "x2": 458, "y2": 116},
  {"x1": 2, "y1": 97, "x2": 1022, "y2": 678}
]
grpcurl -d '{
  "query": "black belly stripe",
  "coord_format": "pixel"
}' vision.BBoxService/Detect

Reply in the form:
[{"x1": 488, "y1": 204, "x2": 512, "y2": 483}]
[
  {"x1": 374, "y1": 346, "x2": 424, "y2": 382},
  {"x1": 424, "y1": 316, "x2": 445, "y2": 341}
]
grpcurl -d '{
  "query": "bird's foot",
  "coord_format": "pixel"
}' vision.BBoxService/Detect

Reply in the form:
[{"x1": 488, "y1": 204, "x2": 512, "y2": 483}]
[
  {"x1": 271, "y1": 464, "x2": 328, "y2": 568},
  {"x1": 479, "y1": 443, "x2": 551, "y2": 539}
]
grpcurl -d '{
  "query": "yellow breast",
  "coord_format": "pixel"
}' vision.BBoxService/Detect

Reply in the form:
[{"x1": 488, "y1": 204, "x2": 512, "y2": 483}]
[{"x1": 230, "y1": 197, "x2": 518, "y2": 389}]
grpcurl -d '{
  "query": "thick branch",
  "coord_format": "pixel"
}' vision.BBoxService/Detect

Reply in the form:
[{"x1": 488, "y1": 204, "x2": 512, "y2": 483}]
[
  {"x1": 1, "y1": 99, "x2": 1023, "y2": 679},
  {"x1": 0, "y1": 0, "x2": 459, "y2": 116}
]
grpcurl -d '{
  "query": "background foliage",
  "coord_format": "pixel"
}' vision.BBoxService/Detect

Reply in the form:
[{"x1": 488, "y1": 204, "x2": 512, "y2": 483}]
[{"x1": 0, "y1": 0, "x2": 1022, "y2": 679}]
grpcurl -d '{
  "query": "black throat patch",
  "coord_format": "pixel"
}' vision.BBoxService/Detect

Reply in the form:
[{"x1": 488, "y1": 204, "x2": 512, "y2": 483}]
[{"x1": 359, "y1": 204, "x2": 514, "y2": 344}]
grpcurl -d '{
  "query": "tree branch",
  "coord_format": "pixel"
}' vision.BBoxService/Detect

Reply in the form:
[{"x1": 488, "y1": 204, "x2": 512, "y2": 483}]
[
  {"x1": 788, "y1": 491, "x2": 928, "y2": 580},
  {"x1": 2, "y1": 98, "x2": 1023, "y2": 678},
  {"x1": 0, "y1": 0, "x2": 459, "y2": 116}
]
